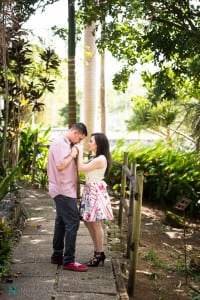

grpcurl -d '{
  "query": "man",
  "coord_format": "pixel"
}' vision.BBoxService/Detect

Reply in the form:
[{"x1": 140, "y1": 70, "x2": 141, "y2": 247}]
[{"x1": 47, "y1": 123, "x2": 88, "y2": 272}]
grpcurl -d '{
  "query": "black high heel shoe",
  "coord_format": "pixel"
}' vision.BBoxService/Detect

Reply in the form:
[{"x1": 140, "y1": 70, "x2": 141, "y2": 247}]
[
  {"x1": 87, "y1": 251, "x2": 96, "y2": 265},
  {"x1": 87, "y1": 252, "x2": 106, "y2": 267}
]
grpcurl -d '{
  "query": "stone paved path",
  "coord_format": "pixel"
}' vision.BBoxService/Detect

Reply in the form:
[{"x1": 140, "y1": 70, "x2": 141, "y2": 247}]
[{"x1": 0, "y1": 188, "x2": 121, "y2": 300}]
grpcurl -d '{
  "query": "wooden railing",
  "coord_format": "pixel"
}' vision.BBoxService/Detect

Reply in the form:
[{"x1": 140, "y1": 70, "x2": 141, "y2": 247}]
[
  {"x1": 110, "y1": 152, "x2": 143, "y2": 297},
  {"x1": 32, "y1": 143, "x2": 143, "y2": 298}
]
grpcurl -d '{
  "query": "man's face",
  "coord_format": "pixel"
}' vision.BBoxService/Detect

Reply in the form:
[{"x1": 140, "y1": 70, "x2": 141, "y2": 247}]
[{"x1": 70, "y1": 130, "x2": 85, "y2": 145}]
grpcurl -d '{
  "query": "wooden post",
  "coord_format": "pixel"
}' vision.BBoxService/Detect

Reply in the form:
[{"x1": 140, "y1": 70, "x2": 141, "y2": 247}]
[
  {"x1": 128, "y1": 173, "x2": 143, "y2": 297},
  {"x1": 127, "y1": 161, "x2": 136, "y2": 258},
  {"x1": 118, "y1": 152, "x2": 128, "y2": 230}
]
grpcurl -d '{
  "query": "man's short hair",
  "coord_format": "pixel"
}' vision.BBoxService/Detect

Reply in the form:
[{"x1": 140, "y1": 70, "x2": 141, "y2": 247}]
[{"x1": 71, "y1": 123, "x2": 87, "y2": 136}]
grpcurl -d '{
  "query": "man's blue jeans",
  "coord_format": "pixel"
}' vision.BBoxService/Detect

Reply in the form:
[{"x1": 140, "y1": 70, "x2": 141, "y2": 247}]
[{"x1": 51, "y1": 194, "x2": 80, "y2": 265}]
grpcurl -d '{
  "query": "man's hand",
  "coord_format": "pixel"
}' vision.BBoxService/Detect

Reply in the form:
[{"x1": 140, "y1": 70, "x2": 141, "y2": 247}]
[
  {"x1": 74, "y1": 144, "x2": 83, "y2": 156},
  {"x1": 71, "y1": 146, "x2": 79, "y2": 158}
]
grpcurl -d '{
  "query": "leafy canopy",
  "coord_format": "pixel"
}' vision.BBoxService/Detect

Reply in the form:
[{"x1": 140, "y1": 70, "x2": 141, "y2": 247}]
[{"x1": 77, "y1": 0, "x2": 200, "y2": 91}]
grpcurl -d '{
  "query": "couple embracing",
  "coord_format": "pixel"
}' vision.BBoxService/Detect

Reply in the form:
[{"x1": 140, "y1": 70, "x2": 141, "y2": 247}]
[{"x1": 47, "y1": 122, "x2": 113, "y2": 272}]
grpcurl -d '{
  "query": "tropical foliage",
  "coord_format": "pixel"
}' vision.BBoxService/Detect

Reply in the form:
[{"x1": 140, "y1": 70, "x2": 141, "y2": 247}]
[
  {"x1": 19, "y1": 123, "x2": 50, "y2": 175},
  {"x1": 0, "y1": 0, "x2": 60, "y2": 170},
  {"x1": 0, "y1": 0, "x2": 61, "y2": 202},
  {"x1": 77, "y1": 0, "x2": 200, "y2": 147},
  {"x1": 77, "y1": 0, "x2": 200, "y2": 88},
  {"x1": 0, "y1": 222, "x2": 11, "y2": 280},
  {"x1": 109, "y1": 140, "x2": 200, "y2": 217},
  {"x1": 0, "y1": 163, "x2": 20, "y2": 201}
]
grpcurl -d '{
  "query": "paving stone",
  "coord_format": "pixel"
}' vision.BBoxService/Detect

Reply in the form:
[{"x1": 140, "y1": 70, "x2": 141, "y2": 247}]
[
  {"x1": 9, "y1": 262, "x2": 58, "y2": 276},
  {"x1": 23, "y1": 219, "x2": 55, "y2": 235},
  {"x1": 11, "y1": 234, "x2": 52, "y2": 263},
  {"x1": 55, "y1": 292, "x2": 118, "y2": 300},
  {"x1": 0, "y1": 276, "x2": 55, "y2": 300},
  {"x1": 25, "y1": 207, "x2": 56, "y2": 219},
  {"x1": 57, "y1": 272, "x2": 116, "y2": 295}
]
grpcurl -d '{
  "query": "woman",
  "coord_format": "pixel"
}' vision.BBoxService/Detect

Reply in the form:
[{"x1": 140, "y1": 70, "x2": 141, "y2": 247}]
[{"x1": 77, "y1": 133, "x2": 114, "y2": 267}]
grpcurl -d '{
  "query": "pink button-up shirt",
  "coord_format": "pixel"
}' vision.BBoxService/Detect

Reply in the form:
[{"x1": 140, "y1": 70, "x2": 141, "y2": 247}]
[{"x1": 47, "y1": 135, "x2": 78, "y2": 199}]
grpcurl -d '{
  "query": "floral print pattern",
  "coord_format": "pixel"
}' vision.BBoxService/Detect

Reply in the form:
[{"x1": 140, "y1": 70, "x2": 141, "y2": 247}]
[{"x1": 80, "y1": 182, "x2": 114, "y2": 222}]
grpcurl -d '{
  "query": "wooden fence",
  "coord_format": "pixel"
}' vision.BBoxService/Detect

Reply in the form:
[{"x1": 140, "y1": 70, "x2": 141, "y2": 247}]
[
  {"x1": 32, "y1": 143, "x2": 143, "y2": 298},
  {"x1": 110, "y1": 152, "x2": 144, "y2": 297}
]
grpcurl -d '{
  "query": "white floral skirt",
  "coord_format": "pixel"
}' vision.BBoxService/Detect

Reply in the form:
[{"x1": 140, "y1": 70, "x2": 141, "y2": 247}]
[{"x1": 80, "y1": 182, "x2": 114, "y2": 222}]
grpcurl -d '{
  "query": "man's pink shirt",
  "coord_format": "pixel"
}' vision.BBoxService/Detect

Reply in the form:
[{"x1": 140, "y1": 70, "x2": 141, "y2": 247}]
[{"x1": 47, "y1": 135, "x2": 78, "y2": 199}]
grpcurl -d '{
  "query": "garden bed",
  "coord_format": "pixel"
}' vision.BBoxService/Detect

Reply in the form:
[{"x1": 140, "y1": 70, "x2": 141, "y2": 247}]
[
  {"x1": 108, "y1": 199, "x2": 200, "y2": 300},
  {"x1": 0, "y1": 192, "x2": 26, "y2": 233}
]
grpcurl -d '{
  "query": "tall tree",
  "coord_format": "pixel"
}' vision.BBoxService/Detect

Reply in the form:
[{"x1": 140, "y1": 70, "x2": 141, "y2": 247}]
[
  {"x1": 77, "y1": 0, "x2": 200, "y2": 145},
  {"x1": 77, "y1": 0, "x2": 200, "y2": 89},
  {"x1": 0, "y1": 0, "x2": 9, "y2": 168},
  {"x1": 77, "y1": 1, "x2": 109, "y2": 134},
  {"x1": 68, "y1": 0, "x2": 76, "y2": 127},
  {"x1": 99, "y1": 5, "x2": 106, "y2": 134},
  {"x1": 0, "y1": 0, "x2": 60, "y2": 168},
  {"x1": 100, "y1": 49, "x2": 106, "y2": 133},
  {"x1": 83, "y1": 22, "x2": 97, "y2": 146}
]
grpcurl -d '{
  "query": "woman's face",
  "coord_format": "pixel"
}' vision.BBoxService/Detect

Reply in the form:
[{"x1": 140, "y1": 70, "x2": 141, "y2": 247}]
[{"x1": 88, "y1": 135, "x2": 97, "y2": 153}]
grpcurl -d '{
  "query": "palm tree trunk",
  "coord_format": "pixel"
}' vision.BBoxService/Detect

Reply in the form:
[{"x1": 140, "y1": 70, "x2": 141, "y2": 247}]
[
  {"x1": 1, "y1": 1, "x2": 9, "y2": 167},
  {"x1": 83, "y1": 22, "x2": 97, "y2": 146},
  {"x1": 68, "y1": 0, "x2": 76, "y2": 127},
  {"x1": 100, "y1": 49, "x2": 106, "y2": 134}
]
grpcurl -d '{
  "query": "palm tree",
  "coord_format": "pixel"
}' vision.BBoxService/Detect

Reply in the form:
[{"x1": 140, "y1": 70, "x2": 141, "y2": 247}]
[
  {"x1": 68, "y1": 0, "x2": 76, "y2": 127},
  {"x1": 83, "y1": 22, "x2": 97, "y2": 145},
  {"x1": 100, "y1": 48, "x2": 106, "y2": 133},
  {"x1": 0, "y1": 0, "x2": 11, "y2": 167}
]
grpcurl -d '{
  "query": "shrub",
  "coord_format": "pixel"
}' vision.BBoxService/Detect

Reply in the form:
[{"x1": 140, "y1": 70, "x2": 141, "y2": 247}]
[
  {"x1": 0, "y1": 164, "x2": 21, "y2": 202},
  {"x1": 19, "y1": 123, "x2": 50, "y2": 176},
  {"x1": 19, "y1": 123, "x2": 50, "y2": 187},
  {"x1": 109, "y1": 140, "x2": 200, "y2": 217},
  {"x1": 0, "y1": 221, "x2": 11, "y2": 280}
]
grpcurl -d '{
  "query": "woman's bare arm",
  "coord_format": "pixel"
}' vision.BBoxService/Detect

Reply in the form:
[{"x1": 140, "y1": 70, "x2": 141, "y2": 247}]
[{"x1": 77, "y1": 147, "x2": 106, "y2": 172}]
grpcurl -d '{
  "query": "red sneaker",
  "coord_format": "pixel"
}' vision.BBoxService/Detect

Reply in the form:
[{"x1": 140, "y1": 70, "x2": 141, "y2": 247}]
[{"x1": 63, "y1": 262, "x2": 88, "y2": 272}]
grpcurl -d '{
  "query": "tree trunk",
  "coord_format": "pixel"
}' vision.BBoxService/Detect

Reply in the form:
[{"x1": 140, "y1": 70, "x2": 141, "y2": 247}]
[
  {"x1": 100, "y1": 49, "x2": 106, "y2": 134},
  {"x1": 1, "y1": 1, "x2": 9, "y2": 168},
  {"x1": 68, "y1": 0, "x2": 76, "y2": 127},
  {"x1": 83, "y1": 22, "x2": 97, "y2": 146}
]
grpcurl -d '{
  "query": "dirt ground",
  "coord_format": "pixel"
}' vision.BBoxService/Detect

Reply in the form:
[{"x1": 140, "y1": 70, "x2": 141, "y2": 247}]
[{"x1": 108, "y1": 200, "x2": 200, "y2": 300}]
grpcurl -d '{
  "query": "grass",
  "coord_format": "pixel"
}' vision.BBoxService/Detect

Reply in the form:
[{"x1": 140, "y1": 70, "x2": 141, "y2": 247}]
[{"x1": 144, "y1": 249, "x2": 164, "y2": 268}]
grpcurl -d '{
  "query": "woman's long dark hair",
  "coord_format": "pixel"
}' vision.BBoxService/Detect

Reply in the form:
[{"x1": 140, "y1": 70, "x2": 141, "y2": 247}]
[{"x1": 91, "y1": 133, "x2": 112, "y2": 176}]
